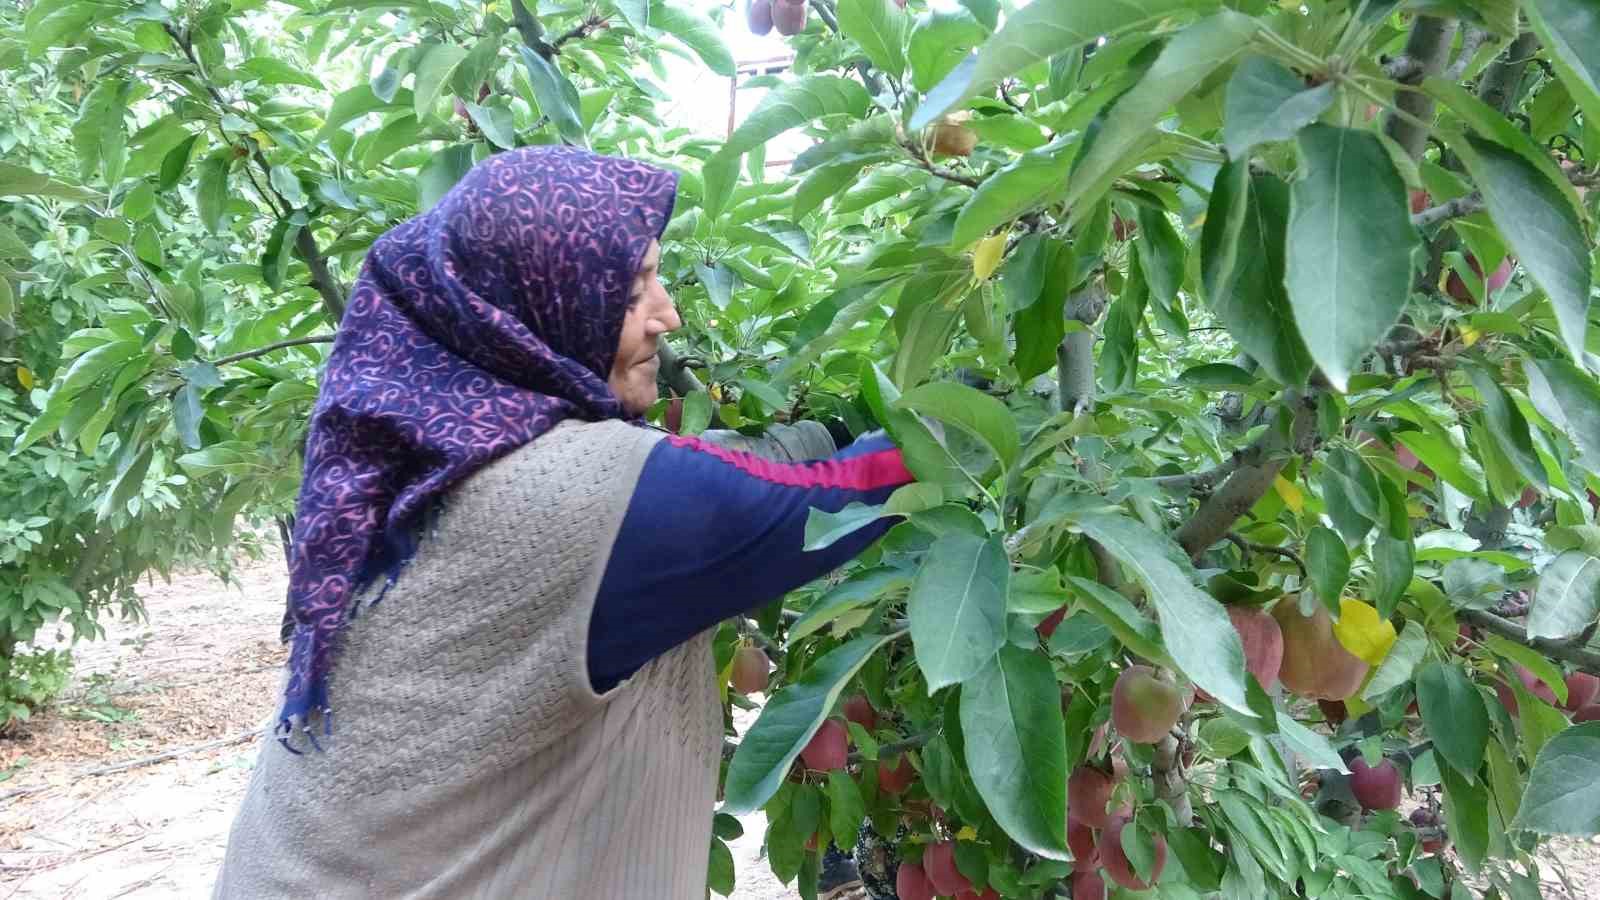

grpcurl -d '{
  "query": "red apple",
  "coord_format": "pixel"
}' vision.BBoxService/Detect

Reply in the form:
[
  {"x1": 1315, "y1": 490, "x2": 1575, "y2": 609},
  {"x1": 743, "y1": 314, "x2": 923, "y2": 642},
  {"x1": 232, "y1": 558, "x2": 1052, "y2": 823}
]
[
  {"x1": 1111, "y1": 666, "x2": 1185, "y2": 744},
  {"x1": 1446, "y1": 254, "x2": 1513, "y2": 304},
  {"x1": 1068, "y1": 765, "x2": 1117, "y2": 829},
  {"x1": 924, "y1": 841, "x2": 970, "y2": 896},
  {"x1": 1228, "y1": 605, "x2": 1285, "y2": 691},
  {"x1": 1037, "y1": 604, "x2": 1069, "y2": 640},
  {"x1": 1068, "y1": 818, "x2": 1099, "y2": 872},
  {"x1": 800, "y1": 718, "x2": 849, "y2": 771},
  {"x1": 1073, "y1": 870, "x2": 1108, "y2": 900},
  {"x1": 895, "y1": 862, "x2": 936, "y2": 900},
  {"x1": 771, "y1": 0, "x2": 806, "y2": 35},
  {"x1": 1274, "y1": 602, "x2": 1369, "y2": 701},
  {"x1": 730, "y1": 645, "x2": 770, "y2": 694},
  {"x1": 879, "y1": 753, "x2": 916, "y2": 794},
  {"x1": 1573, "y1": 704, "x2": 1600, "y2": 722},
  {"x1": 1565, "y1": 672, "x2": 1600, "y2": 712},
  {"x1": 1349, "y1": 756, "x2": 1403, "y2": 811},
  {"x1": 843, "y1": 694, "x2": 878, "y2": 732},
  {"x1": 746, "y1": 0, "x2": 773, "y2": 34}
]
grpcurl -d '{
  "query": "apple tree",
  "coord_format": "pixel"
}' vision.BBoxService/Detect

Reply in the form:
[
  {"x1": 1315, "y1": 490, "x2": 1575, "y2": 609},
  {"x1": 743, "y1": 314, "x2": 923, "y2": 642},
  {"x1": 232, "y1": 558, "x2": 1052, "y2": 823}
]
[{"x1": 701, "y1": 2, "x2": 1600, "y2": 899}]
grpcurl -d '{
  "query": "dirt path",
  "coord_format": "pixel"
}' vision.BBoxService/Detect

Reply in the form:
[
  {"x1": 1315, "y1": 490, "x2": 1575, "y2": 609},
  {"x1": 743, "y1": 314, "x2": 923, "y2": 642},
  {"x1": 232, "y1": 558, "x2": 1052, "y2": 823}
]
[{"x1": 0, "y1": 560, "x2": 802, "y2": 899}]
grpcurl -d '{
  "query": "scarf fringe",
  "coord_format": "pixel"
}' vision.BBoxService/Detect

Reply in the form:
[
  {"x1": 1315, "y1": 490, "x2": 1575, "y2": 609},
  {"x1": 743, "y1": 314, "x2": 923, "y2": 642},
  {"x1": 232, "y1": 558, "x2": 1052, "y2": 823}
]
[{"x1": 275, "y1": 506, "x2": 441, "y2": 755}]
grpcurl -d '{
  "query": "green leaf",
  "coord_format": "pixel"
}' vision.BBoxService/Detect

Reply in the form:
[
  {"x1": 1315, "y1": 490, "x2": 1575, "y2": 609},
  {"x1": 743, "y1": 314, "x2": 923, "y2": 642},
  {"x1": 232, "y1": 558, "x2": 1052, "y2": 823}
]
[
  {"x1": 1529, "y1": 550, "x2": 1600, "y2": 641},
  {"x1": 1285, "y1": 125, "x2": 1419, "y2": 392},
  {"x1": 1483, "y1": 634, "x2": 1568, "y2": 707},
  {"x1": 960, "y1": 646, "x2": 1069, "y2": 858},
  {"x1": 1133, "y1": 205, "x2": 1186, "y2": 315},
  {"x1": 196, "y1": 155, "x2": 229, "y2": 234},
  {"x1": 1222, "y1": 56, "x2": 1335, "y2": 157},
  {"x1": 609, "y1": 0, "x2": 649, "y2": 31},
  {"x1": 1466, "y1": 366, "x2": 1547, "y2": 489},
  {"x1": 947, "y1": 138, "x2": 1075, "y2": 246},
  {"x1": 650, "y1": 2, "x2": 735, "y2": 77},
  {"x1": 909, "y1": 533, "x2": 1009, "y2": 692},
  {"x1": 680, "y1": 390, "x2": 712, "y2": 435},
  {"x1": 723, "y1": 632, "x2": 897, "y2": 814},
  {"x1": 896, "y1": 381, "x2": 1019, "y2": 469},
  {"x1": 908, "y1": 8, "x2": 988, "y2": 93},
  {"x1": 837, "y1": 0, "x2": 907, "y2": 79},
  {"x1": 1440, "y1": 761, "x2": 1490, "y2": 873},
  {"x1": 1199, "y1": 166, "x2": 1314, "y2": 387},
  {"x1": 739, "y1": 220, "x2": 812, "y2": 261},
  {"x1": 889, "y1": 282, "x2": 963, "y2": 389},
  {"x1": 418, "y1": 144, "x2": 474, "y2": 212},
  {"x1": 0, "y1": 161, "x2": 98, "y2": 202},
  {"x1": 694, "y1": 261, "x2": 734, "y2": 310},
  {"x1": 1395, "y1": 428, "x2": 1486, "y2": 500},
  {"x1": 239, "y1": 56, "x2": 325, "y2": 90},
  {"x1": 268, "y1": 165, "x2": 309, "y2": 209},
  {"x1": 1362, "y1": 620, "x2": 1426, "y2": 701},
  {"x1": 1099, "y1": 257, "x2": 1146, "y2": 393},
  {"x1": 1274, "y1": 710, "x2": 1348, "y2": 773},
  {"x1": 261, "y1": 218, "x2": 301, "y2": 291},
  {"x1": 826, "y1": 771, "x2": 867, "y2": 848},
  {"x1": 158, "y1": 133, "x2": 199, "y2": 192},
  {"x1": 708, "y1": 838, "x2": 735, "y2": 896},
  {"x1": 1065, "y1": 575, "x2": 1170, "y2": 667},
  {"x1": 791, "y1": 568, "x2": 910, "y2": 641},
  {"x1": 1416, "y1": 661, "x2": 1490, "y2": 779},
  {"x1": 461, "y1": 101, "x2": 518, "y2": 150},
  {"x1": 1060, "y1": 12, "x2": 1260, "y2": 222},
  {"x1": 97, "y1": 444, "x2": 152, "y2": 521},
  {"x1": 1070, "y1": 513, "x2": 1252, "y2": 716},
  {"x1": 1526, "y1": 358, "x2": 1600, "y2": 478},
  {"x1": 724, "y1": 76, "x2": 871, "y2": 159},
  {"x1": 1513, "y1": 722, "x2": 1600, "y2": 836},
  {"x1": 1524, "y1": 0, "x2": 1600, "y2": 135},
  {"x1": 1370, "y1": 535, "x2": 1414, "y2": 620},
  {"x1": 1451, "y1": 133, "x2": 1592, "y2": 364},
  {"x1": 912, "y1": 0, "x2": 1215, "y2": 129},
  {"x1": 1305, "y1": 526, "x2": 1350, "y2": 613},
  {"x1": 804, "y1": 502, "x2": 885, "y2": 551},
  {"x1": 518, "y1": 46, "x2": 587, "y2": 145},
  {"x1": 315, "y1": 84, "x2": 402, "y2": 145},
  {"x1": 172, "y1": 382, "x2": 204, "y2": 450}
]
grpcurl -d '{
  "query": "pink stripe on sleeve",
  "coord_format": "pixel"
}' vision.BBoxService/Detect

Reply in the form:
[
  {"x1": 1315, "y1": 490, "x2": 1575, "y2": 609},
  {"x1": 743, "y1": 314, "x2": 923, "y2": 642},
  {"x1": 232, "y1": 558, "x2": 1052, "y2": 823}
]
[{"x1": 665, "y1": 435, "x2": 914, "y2": 491}]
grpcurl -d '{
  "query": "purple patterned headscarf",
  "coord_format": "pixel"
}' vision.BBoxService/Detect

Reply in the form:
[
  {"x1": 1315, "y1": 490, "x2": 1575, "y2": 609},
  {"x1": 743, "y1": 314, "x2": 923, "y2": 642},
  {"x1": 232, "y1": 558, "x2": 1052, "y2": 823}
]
[{"x1": 277, "y1": 147, "x2": 678, "y2": 749}]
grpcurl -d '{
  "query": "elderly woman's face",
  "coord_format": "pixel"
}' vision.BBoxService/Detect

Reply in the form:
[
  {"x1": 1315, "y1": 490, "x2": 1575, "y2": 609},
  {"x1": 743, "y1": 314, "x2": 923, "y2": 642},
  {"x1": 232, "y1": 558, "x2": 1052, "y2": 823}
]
[{"x1": 609, "y1": 240, "x2": 680, "y2": 416}]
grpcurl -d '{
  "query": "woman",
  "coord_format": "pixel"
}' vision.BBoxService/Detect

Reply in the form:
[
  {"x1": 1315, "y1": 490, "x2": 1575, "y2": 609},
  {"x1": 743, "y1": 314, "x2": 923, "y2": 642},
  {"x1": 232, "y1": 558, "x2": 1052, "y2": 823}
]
[{"x1": 213, "y1": 147, "x2": 913, "y2": 898}]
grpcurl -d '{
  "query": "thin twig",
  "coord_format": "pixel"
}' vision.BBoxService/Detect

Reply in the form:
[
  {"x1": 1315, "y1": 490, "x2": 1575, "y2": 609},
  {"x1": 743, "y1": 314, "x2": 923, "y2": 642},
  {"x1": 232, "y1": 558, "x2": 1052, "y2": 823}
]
[
  {"x1": 211, "y1": 334, "x2": 335, "y2": 367},
  {"x1": 1228, "y1": 533, "x2": 1308, "y2": 578},
  {"x1": 1459, "y1": 608, "x2": 1600, "y2": 675},
  {"x1": 0, "y1": 728, "x2": 264, "y2": 805},
  {"x1": 1412, "y1": 194, "x2": 1484, "y2": 228},
  {"x1": 1443, "y1": 27, "x2": 1493, "y2": 82}
]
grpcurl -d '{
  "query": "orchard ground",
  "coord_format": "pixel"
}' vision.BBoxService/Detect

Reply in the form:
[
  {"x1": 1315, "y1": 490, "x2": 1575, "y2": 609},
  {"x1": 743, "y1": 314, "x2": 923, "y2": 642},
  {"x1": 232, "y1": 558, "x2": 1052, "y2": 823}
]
[{"x1": 0, "y1": 558, "x2": 1591, "y2": 900}]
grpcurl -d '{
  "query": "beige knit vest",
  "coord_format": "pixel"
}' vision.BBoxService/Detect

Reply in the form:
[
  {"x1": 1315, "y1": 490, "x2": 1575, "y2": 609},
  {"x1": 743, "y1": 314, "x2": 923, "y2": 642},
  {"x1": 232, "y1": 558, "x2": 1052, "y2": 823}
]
[{"x1": 214, "y1": 419, "x2": 721, "y2": 899}]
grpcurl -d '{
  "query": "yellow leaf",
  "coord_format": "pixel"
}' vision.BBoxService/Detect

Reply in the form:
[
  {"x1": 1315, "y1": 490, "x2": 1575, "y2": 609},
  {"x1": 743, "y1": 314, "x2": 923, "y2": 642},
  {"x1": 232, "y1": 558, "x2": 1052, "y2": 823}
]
[
  {"x1": 251, "y1": 131, "x2": 273, "y2": 149},
  {"x1": 972, "y1": 231, "x2": 1007, "y2": 281},
  {"x1": 954, "y1": 826, "x2": 978, "y2": 842},
  {"x1": 1273, "y1": 474, "x2": 1304, "y2": 513},
  {"x1": 16, "y1": 366, "x2": 33, "y2": 390},
  {"x1": 1460, "y1": 324, "x2": 1481, "y2": 347},
  {"x1": 1332, "y1": 598, "x2": 1397, "y2": 667},
  {"x1": 709, "y1": 383, "x2": 723, "y2": 403}
]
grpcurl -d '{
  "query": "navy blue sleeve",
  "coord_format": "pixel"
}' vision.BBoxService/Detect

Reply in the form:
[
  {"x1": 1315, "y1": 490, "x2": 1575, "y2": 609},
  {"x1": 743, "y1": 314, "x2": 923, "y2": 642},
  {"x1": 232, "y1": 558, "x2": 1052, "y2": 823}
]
[{"x1": 587, "y1": 433, "x2": 913, "y2": 692}]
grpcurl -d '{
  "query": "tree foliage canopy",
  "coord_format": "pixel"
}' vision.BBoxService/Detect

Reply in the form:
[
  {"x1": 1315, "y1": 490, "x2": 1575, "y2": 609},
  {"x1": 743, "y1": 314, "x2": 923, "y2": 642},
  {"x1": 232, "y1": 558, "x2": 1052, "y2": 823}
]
[{"x1": 7, "y1": 0, "x2": 1600, "y2": 896}]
